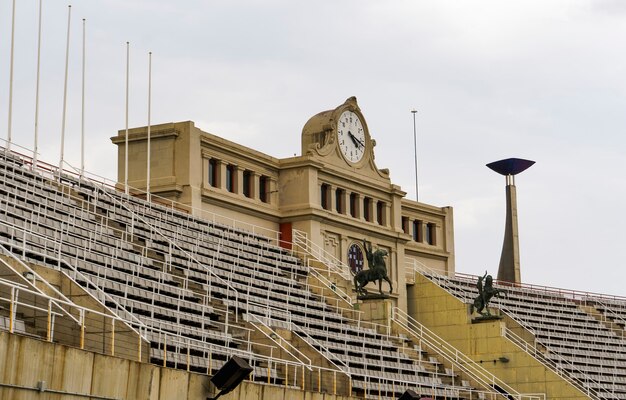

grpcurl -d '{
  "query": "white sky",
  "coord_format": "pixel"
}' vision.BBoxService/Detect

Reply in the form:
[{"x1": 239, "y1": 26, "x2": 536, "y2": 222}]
[{"x1": 1, "y1": 0, "x2": 625, "y2": 296}]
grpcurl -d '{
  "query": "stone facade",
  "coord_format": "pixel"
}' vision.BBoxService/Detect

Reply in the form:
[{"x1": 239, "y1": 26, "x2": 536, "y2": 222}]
[{"x1": 111, "y1": 97, "x2": 455, "y2": 312}]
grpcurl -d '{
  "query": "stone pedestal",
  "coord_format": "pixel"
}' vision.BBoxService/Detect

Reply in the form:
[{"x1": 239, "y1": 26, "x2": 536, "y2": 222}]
[{"x1": 355, "y1": 298, "x2": 394, "y2": 333}]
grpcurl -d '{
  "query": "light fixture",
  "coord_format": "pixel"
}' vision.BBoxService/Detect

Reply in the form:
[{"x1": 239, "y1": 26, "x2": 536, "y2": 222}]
[
  {"x1": 207, "y1": 355, "x2": 253, "y2": 400},
  {"x1": 22, "y1": 271, "x2": 35, "y2": 282}
]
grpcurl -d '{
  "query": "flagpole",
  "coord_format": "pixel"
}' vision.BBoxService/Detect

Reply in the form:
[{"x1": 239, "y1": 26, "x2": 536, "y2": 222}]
[
  {"x1": 146, "y1": 52, "x2": 152, "y2": 201},
  {"x1": 33, "y1": 0, "x2": 43, "y2": 168},
  {"x1": 59, "y1": 5, "x2": 72, "y2": 178},
  {"x1": 124, "y1": 42, "x2": 130, "y2": 194},
  {"x1": 411, "y1": 109, "x2": 419, "y2": 202},
  {"x1": 80, "y1": 18, "x2": 86, "y2": 178},
  {"x1": 6, "y1": 0, "x2": 16, "y2": 152}
]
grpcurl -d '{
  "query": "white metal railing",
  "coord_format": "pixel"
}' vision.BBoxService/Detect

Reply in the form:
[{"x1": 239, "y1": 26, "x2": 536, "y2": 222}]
[
  {"x1": 391, "y1": 306, "x2": 545, "y2": 400},
  {"x1": 588, "y1": 297, "x2": 626, "y2": 329},
  {"x1": 416, "y1": 267, "x2": 614, "y2": 399},
  {"x1": 305, "y1": 259, "x2": 354, "y2": 308},
  {"x1": 61, "y1": 158, "x2": 281, "y2": 245},
  {"x1": 502, "y1": 325, "x2": 603, "y2": 400},
  {"x1": 0, "y1": 245, "x2": 81, "y2": 326},
  {"x1": 1, "y1": 147, "x2": 283, "y2": 246},
  {"x1": 292, "y1": 229, "x2": 352, "y2": 280},
  {"x1": 0, "y1": 275, "x2": 141, "y2": 358},
  {"x1": 246, "y1": 312, "x2": 313, "y2": 370},
  {"x1": 290, "y1": 323, "x2": 352, "y2": 375},
  {"x1": 79, "y1": 173, "x2": 242, "y2": 327}
]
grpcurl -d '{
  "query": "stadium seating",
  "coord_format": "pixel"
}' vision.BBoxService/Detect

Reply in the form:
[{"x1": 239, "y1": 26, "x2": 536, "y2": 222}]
[
  {"x1": 0, "y1": 150, "x2": 486, "y2": 400},
  {"x1": 421, "y1": 270, "x2": 626, "y2": 399}
]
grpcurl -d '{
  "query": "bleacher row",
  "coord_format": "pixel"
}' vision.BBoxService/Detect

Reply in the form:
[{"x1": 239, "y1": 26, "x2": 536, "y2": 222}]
[
  {"x1": 0, "y1": 151, "x2": 469, "y2": 400},
  {"x1": 421, "y1": 271, "x2": 626, "y2": 399}
]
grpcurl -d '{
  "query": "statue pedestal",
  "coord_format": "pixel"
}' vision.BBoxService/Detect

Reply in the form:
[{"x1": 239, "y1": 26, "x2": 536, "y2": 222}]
[
  {"x1": 355, "y1": 297, "x2": 394, "y2": 333},
  {"x1": 357, "y1": 293, "x2": 390, "y2": 301},
  {"x1": 471, "y1": 314, "x2": 502, "y2": 324}
]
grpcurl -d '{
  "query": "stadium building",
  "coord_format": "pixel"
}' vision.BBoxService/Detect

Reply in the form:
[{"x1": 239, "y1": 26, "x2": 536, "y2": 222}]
[{"x1": 1, "y1": 96, "x2": 625, "y2": 400}]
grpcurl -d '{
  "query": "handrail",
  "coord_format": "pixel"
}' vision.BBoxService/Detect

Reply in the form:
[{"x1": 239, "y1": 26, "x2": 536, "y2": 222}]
[
  {"x1": 0, "y1": 192, "x2": 242, "y2": 341},
  {"x1": 292, "y1": 229, "x2": 351, "y2": 281},
  {"x1": 0, "y1": 245, "x2": 81, "y2": 326},
  {"x1": 61, "y1": 157, "x2": 281, "y2": 245},
  {"x1": 242, "y1": 299, "x2": 353, "y2": 380},
  {"x1": 306, "y1": 260, "x2": 354, "y2": 308},
  {"x1": 0, "y1": 220, "x2": 152, "y2": 337},
  {"x1": 588, "y1": 298, "x2": 626, "y2": 328},
  {"x1": 77, "y1": 171, "x2": 242, "y2": 325},
  {"x1": 0, "y1": 276, "x2": 133, "y2": 339},
  {"x1": 246, "y1": 312, "x2": 313, "y2": 370},
  {"x1": 1, "y1": 147, "x2": 283, "y2": 246},
  {"x1": 416, "y1": 266, "x2": 609, "y2": 399},
  {"x1": 0, "y1": 258, "x2": 299, "y2": 374},
  {"x1": 391, "y1": 306, "x2": 544, "y2": 400},
  {"x1": 501, "y1": 325, "x2": 602, "y2": 400},
  {"x1": 290, "y1": 323, "x2": 352, "y2": 377}
]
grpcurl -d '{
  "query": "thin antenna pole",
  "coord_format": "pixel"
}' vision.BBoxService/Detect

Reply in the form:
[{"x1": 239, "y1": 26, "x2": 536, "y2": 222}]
[
  {"x1": 80, "y1": 18, "x2": 86, "y2": 178},
  {"x1": 33, "y1": 0, "x2": 43, "y2": 168},
  {"x1": 146, "y1": 51, "x2": 152, "y2": 201},
  {"x1": 411, "y1": 109, "x2": 419, "y2": 201},
  {"x1": 6, "y1": 0, "x2": 16, "y2": 152},
  {"x1": 59, "y1": 5, "x2": 72, "y2": 178},
  {"x1": 124, "y1": 42, "x2": 130, "y2": 194}
]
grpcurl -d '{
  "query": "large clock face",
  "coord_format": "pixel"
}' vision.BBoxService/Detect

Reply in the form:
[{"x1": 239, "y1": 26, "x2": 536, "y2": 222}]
[
  {"x1": 348, "y1": 243, "x2": 364, "y2": 274},
  {"x1": 337, "y1": 111, "x2": 365, "y2": 164}
]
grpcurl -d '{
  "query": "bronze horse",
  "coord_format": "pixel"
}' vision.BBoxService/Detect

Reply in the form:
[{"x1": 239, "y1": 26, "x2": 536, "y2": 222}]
[
  {"x1": 471, "y1": 272, "x2": 507, "y2": 316},
  {"x1": 353, "y1": 240, "x2": 392, "y2": 296}
]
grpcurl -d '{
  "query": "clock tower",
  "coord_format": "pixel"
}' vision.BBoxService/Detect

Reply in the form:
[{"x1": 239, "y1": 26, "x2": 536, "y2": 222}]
[{"x1": 113, "y1": 96, "x2": 455, "y2": 314}]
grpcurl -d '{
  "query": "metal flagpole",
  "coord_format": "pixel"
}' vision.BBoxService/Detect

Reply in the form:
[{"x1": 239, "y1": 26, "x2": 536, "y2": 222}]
[
  {"x1": 80, "y1": 18, "x2": 86, "y2": 178},
  {"x1": 124, "y1": 42, "x2": 130, "y2": 194},
  {"x1": 411, "y1": 109, "x2": 419, "y2": 202},
  {"x1": 6, "y1": 0, "x2": 16, "y2": 152},
  {"x1": 59, "y1": 5, "x2": 72, "y2": 179},
  {"x1": 146, "y1": 52, "x2": 152, "y2": 201},
  {"x1": 33, "y1": 0, "x2": 43, "y2": 168}
]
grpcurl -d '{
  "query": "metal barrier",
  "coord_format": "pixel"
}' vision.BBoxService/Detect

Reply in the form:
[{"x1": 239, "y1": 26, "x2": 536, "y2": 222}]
[{"x1": 391, "y1": 306, "x2": 545, "y2": 400}]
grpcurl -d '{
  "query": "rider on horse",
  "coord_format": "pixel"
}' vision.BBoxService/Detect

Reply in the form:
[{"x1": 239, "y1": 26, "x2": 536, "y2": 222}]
[
  {"x1": 472, "y1": 271, "x2": 507, "y2": 316},
  {"x1": 353, "y1": 239, "x2": 393, "y2": 296}
]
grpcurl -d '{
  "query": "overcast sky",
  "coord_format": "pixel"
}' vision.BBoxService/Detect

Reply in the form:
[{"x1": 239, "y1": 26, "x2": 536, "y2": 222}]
[{"x1": 1, "y1": 0, "x2": 625, "y2": 296}]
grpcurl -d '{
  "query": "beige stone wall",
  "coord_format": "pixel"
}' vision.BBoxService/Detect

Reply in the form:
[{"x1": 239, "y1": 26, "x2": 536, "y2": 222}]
[
  {"x1": 111, "y1": 102, "x2": 456, "y2": 316},
  {"x1": 0, "y1": 332, "x2": 358, "y2": 400},
  {"x1": 409, "y1": 274, "x2": 589, "y2": 399}
]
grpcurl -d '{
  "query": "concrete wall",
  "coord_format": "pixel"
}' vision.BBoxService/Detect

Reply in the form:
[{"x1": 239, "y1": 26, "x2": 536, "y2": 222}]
[
  {"x1": 0, "y1": 332, "x2": 357, "y2": 400},
  {"x1": 409, "y1": 274, "x2": 589, "y2": 399}
]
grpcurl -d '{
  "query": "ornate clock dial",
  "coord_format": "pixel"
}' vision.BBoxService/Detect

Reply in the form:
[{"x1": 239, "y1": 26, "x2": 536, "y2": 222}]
[
  {"x1": 337, "y1": 111, "x2": 365, "y2": 164},
  {"x1": 348, "y1": 243, "x2": 364, "y2": 274}
]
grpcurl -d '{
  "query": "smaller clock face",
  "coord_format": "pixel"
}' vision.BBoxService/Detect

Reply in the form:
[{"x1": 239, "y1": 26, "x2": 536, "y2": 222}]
[
  {"x1": 337, "y1": 111, "x2": 366, "y2": 164},
  {"x1": 347, "y1": 243, "x2": 364, "y2": 274}
]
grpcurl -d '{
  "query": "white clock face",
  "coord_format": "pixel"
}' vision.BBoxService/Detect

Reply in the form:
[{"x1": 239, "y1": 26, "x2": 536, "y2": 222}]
[{"x1": 337, "y1": 111, "x2": 365, "y2": 164}]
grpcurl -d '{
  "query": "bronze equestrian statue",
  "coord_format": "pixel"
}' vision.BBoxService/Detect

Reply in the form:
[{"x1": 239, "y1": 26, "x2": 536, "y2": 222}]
[
  {"x1": 471, "y1": 271, "x2": 507, "y2": 316},
  {"x1": 353, "y1": 239, "x2": 393, "y2": 296}
]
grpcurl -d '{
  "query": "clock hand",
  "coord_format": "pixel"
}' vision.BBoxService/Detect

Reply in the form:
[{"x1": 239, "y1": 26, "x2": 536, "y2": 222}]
[
  {"x1": 348, "y1": 131, "x2": 360, "y2": 147},
  {"x1": 349, "y1": 132, "x2": 365, "y2": 149}
]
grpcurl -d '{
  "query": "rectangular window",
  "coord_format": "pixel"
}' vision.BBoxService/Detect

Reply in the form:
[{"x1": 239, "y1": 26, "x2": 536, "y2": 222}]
[
  {"x1": 243, "y1": 170, "x2": 252, "y2": 198},
  {"x1": 376, "y1": 201, "x2": 385, "y2": 225},
  {"x1": 402, "y1": 216, "x2": 409, "y2": 234},
  {"x1": 349, "y1": 193, "x2": 358, "y2": 218},
  {"x1": 363, "y1": 197, "x2": 372, "y2": 222},
  {"x1": 426, "y1": 223, "x2": 436, "y2": 245},
  {"x1": 208, "y1": 159, "x2": 218, "y2": 187},
  {"x1": 259, "y1": 176, "x2": 269, "y2": 203},
  {"x1": 335, "y1": 188, "x2": 345, "y2": 214},
  {"x1": 225, "y1": 165, "x2": 235, "y2": 193},
  {"x1": 321, "y1": 183, "x2": 330, "y2": 210},
  {"x1": 413, "y1": 220, "x2": 423, "y2": 242}
]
